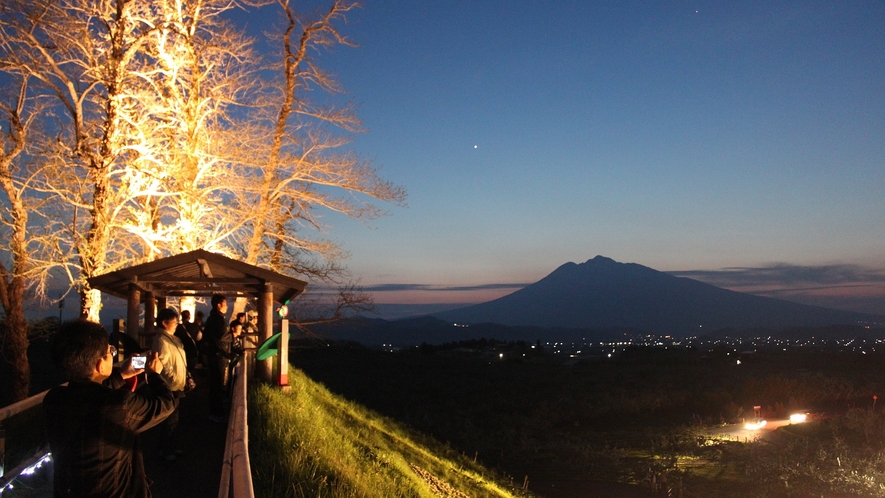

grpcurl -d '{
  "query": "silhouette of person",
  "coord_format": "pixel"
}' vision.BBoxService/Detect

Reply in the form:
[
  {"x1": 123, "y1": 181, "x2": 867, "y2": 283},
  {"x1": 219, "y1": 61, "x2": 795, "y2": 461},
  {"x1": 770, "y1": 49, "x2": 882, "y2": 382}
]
[{"x1": 44, "y1": 319, "x2": 174, "y2": 497}]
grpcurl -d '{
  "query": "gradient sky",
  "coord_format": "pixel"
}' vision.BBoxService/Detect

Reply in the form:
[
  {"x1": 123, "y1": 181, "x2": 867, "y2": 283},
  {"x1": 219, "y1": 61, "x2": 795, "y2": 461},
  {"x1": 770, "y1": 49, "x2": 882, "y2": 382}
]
[{"x1": 275, "y1": 1, "x2": 885, "y2": 313}]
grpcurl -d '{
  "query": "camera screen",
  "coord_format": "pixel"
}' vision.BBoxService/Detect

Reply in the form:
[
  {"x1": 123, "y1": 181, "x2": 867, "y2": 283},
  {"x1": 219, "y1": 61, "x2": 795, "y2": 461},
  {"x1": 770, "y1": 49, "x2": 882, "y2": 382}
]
[{"x1": 131, "y1": 356, "x2": 146, "y2": 369}]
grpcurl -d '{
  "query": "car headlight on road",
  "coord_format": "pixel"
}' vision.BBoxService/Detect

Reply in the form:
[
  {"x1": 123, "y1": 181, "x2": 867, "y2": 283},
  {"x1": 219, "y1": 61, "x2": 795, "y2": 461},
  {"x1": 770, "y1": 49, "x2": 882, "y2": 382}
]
[{"x1": 745, "y1": 419, "x2": 767, "y2": 430}]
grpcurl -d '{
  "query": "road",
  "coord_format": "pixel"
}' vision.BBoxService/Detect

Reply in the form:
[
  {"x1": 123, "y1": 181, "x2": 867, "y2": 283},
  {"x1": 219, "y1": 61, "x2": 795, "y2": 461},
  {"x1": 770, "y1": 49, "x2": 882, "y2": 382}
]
[{"x1": 707, "y1": 418, "x2": 797, "y2": 443}]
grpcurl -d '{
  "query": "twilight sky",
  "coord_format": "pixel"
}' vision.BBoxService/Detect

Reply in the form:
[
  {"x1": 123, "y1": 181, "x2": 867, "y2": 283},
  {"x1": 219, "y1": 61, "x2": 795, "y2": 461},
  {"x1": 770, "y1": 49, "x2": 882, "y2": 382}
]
[{"x1": 272, "y1": 1, "x2": 885, "y2": 314}]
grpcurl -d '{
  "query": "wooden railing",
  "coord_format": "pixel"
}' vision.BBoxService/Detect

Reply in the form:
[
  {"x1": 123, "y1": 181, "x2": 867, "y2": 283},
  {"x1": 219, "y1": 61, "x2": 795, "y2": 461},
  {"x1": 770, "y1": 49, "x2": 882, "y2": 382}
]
[
  {"x1": 219, "y1": 356, "x2": 255, "y2": 498},
  {"x1": 0, "y1": 388, "x2": 53, "y2": 493},
  {"x1": 1, "y1": 359, "x2": 257, "y2": 498}
]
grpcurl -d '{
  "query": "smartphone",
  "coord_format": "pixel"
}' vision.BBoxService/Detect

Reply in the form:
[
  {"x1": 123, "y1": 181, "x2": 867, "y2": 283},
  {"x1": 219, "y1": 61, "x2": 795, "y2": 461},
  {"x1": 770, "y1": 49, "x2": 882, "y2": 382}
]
[{"x1": 131, "y1": 356, "x2": 147, "y2": 369}]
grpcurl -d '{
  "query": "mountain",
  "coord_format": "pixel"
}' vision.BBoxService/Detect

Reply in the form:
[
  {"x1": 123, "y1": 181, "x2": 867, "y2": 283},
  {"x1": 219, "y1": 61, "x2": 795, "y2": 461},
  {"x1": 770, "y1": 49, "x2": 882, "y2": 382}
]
[{"x1": 432, "y1": 256, "x2": 884, "y2": 333}]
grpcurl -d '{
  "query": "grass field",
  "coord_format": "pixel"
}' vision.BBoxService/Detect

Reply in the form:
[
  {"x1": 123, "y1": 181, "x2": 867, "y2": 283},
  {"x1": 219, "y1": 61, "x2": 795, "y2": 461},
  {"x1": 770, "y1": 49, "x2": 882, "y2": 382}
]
[
  {"x1": 249, "y1": 366, "x2": 533, "y2": 498},
  {"x1": 289, "y1": 342, "x2": 885, "y2": 497}
]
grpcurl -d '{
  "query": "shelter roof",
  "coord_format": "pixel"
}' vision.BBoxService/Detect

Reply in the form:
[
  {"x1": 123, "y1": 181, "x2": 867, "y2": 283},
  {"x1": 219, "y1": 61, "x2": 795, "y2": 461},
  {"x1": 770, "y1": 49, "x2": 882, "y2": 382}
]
[{"x1": 87, "y1": 249, "x2": 307, "y2": 304}]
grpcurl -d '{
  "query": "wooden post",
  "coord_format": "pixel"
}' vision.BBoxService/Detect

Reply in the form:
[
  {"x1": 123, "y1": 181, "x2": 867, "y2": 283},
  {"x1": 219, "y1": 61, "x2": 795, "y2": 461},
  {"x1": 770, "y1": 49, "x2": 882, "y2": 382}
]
[
  {"x1": 257, "y1": 283, "x2": 273, "y2": 383},
  {"x1": 142, "y1": 292, "x2": 156, "y2": 349},
  {"x1": 145, "y1": 292, "x2": 156, "y2": 335},
  {"x1": 279, "y1": 319, "x2": 289, "y2": 389},
  {"x1": 126, "y1": 281, "x2": 140, "y2": 340},
  {"x1": 111, "y1": 319, "x2": 126, "y2": 362}
]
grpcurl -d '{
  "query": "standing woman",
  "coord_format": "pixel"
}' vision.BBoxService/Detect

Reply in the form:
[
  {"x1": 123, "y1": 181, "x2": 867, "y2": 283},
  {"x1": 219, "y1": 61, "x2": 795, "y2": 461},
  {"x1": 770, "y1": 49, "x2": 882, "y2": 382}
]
[{"x1": 152, "y1": 307, "x2": 188, "y2": 461}]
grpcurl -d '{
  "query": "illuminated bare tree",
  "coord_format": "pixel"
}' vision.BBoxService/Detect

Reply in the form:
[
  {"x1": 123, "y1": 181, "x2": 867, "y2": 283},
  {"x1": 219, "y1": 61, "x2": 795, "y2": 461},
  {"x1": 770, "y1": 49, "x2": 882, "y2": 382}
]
[
  {"x1": 1, "y1": 0, "x2": 404, "y2": 333},
  {"x1": 0, "y1": 5, "x2": 83, "y2": 400},
  {"x1": 0, "y1": 0, "x2": 162, "y2": 321},
  {"x1": 114, "y1": 0, "x2": 258, "y2": 259},
  {"x1": 230, "y1": 0, "x2": 406, "y2": 319},
  {"x1": 0, "y1": 0, "x2": 256, "y2": 321},
  {"x1": 0, "y1": 72, "x2": 40, "y2": 401}
]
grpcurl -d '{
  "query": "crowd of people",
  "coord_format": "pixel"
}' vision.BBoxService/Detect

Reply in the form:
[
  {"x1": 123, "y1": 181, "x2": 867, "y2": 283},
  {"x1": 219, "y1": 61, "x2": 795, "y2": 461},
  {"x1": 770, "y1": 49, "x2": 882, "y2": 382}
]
[{"x1": 43, "y1": 294, "x2": 256, "y2": 497}]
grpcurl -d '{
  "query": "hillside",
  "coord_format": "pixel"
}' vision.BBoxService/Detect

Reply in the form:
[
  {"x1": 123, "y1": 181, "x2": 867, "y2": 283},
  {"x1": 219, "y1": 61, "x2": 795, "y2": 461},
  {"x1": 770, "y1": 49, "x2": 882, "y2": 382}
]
[
  {"x1": 292, "y1": 343, "x2": 885, "y2": 498},
  {"x1": 432, "y1": 256, "x2": 884, "y2": 333},
  {"x1": 249, "y1": 367, "x2": 532, "y2": 498}
]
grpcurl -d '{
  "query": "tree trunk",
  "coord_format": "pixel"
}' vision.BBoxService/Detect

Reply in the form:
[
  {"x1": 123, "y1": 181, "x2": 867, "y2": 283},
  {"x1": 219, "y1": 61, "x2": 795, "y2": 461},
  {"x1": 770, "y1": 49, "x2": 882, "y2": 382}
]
[
  {"x1": 80, "y1": 287, "x2": 103, "y2": 323},
  {"x1": 4, "y1": 276, "x2": 30, "y2": 402}
]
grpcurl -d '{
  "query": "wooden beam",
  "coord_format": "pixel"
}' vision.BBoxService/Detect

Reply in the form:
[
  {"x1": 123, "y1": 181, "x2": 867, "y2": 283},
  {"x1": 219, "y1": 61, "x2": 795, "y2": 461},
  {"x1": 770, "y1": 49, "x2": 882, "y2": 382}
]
[
  {"x1": 127, "y1": 280, "x2": 154, "y2": 294},
  {"x1": 197, "y1": 258, "x2": 214, "y2": 278},
  {"x1": 136, "y1": 277, "x2": 264, "y2": 285}
]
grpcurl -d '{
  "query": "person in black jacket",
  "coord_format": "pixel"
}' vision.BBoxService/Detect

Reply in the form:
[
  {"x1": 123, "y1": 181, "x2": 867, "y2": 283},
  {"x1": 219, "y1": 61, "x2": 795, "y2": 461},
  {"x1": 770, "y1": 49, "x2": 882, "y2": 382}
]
[
  {"x1": 43, "y1": 319, "x2": 175, "y2": 498},
  {"x1": 174, "y1": 309, "x2": 199, "y2": 373},
  {"x1": 204, "y1": 293, "x2": 234, "y2": 422}
]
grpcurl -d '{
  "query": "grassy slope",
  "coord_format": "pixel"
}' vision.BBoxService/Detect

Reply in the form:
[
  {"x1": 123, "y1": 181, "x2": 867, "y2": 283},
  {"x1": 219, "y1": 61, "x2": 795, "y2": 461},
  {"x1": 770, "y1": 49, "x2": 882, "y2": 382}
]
[
  {"x1": 289, "y1": 344, "x2": 885, "y2": 497},
  {"x1": 249, "y1": 367, "x2": 532, "y2": 498}
]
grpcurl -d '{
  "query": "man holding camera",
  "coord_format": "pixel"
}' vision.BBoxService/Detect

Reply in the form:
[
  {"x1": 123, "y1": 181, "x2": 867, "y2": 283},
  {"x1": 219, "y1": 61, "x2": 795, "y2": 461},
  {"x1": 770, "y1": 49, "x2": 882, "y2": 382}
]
[{"x1": 44, "y1": 319, "x2": 176, "y2": 498}]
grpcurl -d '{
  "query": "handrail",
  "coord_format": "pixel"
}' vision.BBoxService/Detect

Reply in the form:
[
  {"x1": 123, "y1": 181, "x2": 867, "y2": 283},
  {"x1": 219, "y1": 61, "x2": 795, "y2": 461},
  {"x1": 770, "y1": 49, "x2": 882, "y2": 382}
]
[
  {"x1": 0, "y1": 388, "x2": 54, "y2": 490},
  {"x1": 4, "y1": 361, "x2": 257, "y2": 497},
  {"x1": 0, "y1": 447, "x2": 51, "y2": 492},
  {"x1": 218, "y1": 355, "x2": 254, "y2": 498},
  {"x1": 3, "y1": 360, "x2": 257, "y2": 498},
  {"x1": 0, "y1": 388, "x2": 53, "y2": 423}
]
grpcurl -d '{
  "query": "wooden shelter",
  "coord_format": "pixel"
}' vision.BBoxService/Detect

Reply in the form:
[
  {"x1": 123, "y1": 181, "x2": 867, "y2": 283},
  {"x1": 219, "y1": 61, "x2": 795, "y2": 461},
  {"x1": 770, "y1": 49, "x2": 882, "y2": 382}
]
[{"x1": 87, "y1": 249, "x2": 307, "y2": 381}]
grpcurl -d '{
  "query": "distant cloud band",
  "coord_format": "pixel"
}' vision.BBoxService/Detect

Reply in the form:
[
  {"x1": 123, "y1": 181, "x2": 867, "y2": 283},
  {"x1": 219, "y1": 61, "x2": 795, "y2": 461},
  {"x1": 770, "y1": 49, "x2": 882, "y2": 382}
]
[
  {"x1": 668, "y1": 263, "x2": 885, "y2": 288},
  {"x1": 322, "y1": 264, "x2": 885, "y2": 295},
  {"x1": 360, "y1": 283, "x2": 531, "y2": 293}
]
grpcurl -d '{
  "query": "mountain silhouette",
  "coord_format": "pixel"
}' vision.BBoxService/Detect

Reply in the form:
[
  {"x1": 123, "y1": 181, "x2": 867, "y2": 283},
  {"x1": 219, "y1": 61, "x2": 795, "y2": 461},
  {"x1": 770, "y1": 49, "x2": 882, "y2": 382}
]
[{"x1": 433, "y1": 256, "x2": 883, "y2": 333}]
